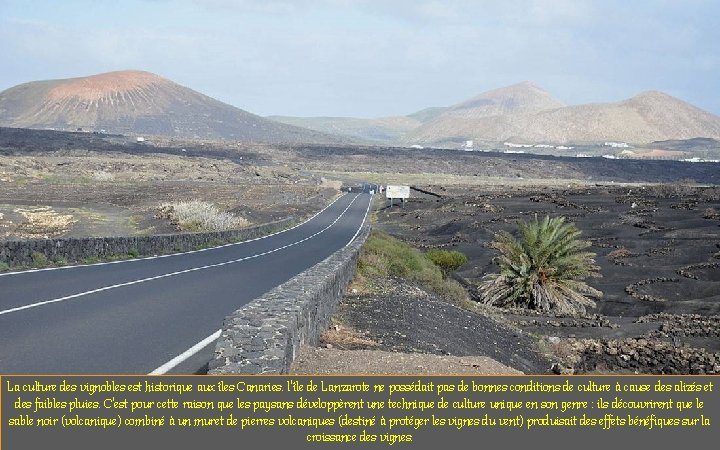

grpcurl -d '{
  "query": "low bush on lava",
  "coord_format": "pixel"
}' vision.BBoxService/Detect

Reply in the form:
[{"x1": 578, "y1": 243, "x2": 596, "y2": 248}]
[
  {"x1": 426, "y1": 249, "x2": 468, "y2": 277},
  {"x1": 355, "y1": 231, "x2": 469, "y2": 306}
]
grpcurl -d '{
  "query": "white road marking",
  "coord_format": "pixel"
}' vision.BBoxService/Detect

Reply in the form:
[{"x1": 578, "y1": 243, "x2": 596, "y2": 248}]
[
  {"x1": 0, "y1": 195, "x2": 360, "y2": 317},
  {"x1": 149, "y1": 329, "x2": 222, "y2": 375},
  {"x1": 346, "y1": 193, "x2": 372, "y2": 247},
  {"x1": 0, "y1": 193, "x2": 346, "y2": 278}
]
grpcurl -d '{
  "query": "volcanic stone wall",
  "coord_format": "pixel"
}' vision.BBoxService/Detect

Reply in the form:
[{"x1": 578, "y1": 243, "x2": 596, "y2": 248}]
[
  {"x1": 208, "y1": 225, "x2": 370, "y2": 374},
  {"x1": 0, "y1": 218, "x2": 293, "y2": 267}
]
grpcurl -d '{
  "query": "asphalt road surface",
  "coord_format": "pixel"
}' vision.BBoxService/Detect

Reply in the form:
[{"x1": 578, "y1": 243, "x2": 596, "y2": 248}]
[{"x1": 0, "y1": 191, "x2": 373, "y2": 374}]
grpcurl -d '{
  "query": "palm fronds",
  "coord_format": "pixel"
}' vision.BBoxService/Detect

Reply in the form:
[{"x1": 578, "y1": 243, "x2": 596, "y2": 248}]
[{"x1": 479, "y1": 216, "x2": 602, "y2": 315}]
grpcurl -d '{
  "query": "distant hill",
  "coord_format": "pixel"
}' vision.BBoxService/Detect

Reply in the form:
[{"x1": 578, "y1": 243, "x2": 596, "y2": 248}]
[
  {"x1": 435, "y1": 81, "x2": 565, "y2": 119},
  {"x1": 272, "y1": 82, "x2": 568, "y2": 145},
  {"x1": 268, "y1": 115, "x2": 420, "y2": 144},
  {"x1": 406, "y1": 106, "x2": 448, "y2": 123},
  {"x1": 407, "y1": 88, "x2": 720, "y2": 146},
  {"x1": 270, "y1": 106, "x2": 448, "y2": 144},
  {"x1": 0, "y1": 70, "x2": 338, "y2": 143}
]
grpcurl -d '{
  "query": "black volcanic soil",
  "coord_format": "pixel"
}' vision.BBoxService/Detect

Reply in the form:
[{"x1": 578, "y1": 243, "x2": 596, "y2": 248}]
[
  {"x1": 4, "y1": 127, "x2": 720, "y2": 185},
  {"x1": 374, "y1": 184, "x2": 720, "y2": 374},
  {"x1": 287, "y1": 144, "x2": 720, "y2": 184},
  {"x1": 331, "y1": 279, "x2": 549, "y2": 374}
]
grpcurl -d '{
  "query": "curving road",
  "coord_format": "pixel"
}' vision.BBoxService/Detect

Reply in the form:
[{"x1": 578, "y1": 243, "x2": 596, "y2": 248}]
[{"x1": 0, "y1": 190, "x2": 373, "y2": 374}]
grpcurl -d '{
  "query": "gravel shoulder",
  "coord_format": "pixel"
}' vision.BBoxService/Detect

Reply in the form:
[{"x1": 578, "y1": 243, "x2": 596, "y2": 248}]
[{"x1": 291, "y1": 348, "x2": 521, "y2": 374}]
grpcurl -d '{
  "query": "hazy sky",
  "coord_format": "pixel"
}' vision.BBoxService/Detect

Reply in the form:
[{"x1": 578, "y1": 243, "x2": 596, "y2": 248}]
[{"x1": 1, "y1": 0, "x2": 718, "y2": 117}]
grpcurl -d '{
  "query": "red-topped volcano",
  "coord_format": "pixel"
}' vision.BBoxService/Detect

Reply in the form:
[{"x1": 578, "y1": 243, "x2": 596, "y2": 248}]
[{"x1": 0, "y1": 70, "x2": 335, "y2": 143}]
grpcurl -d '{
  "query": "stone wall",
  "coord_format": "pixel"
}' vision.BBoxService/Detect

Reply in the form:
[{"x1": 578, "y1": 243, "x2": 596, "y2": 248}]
[
  {"x1": 0, "y1": 218, "x2": 293, "y2": 267},
  {"x1": 208, "y1": 225, "x2": 370, "y2": 374}
]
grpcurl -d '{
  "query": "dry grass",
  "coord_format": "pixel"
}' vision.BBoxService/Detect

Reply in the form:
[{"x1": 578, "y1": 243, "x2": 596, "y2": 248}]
[
  {"x1": 13, "y1": 206, "x2": 77, "y2": 239},
  {"x1": 320, "y1": 323, "x2": 380, "y2": 349},
  {"x1": 607, "y1": 247, "x2": 632, "y2": 258},
  {"x1": 91, "y1": 171, "x2": 115, "y2": 181},
  {"x1": 703, "y1": 207, "x2": 720, "y2": 220},
  {"x1": 319, "y1": 177, "x2": 343, "y2": 190},
  {"x1": 157, "y1": 200, "x2": 250, "y2": 232}
]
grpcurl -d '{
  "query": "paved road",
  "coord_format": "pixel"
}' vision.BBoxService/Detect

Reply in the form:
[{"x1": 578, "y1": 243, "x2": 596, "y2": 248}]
[{"x1": 0, "y1": 190, "x2": 373, "y2": 374}]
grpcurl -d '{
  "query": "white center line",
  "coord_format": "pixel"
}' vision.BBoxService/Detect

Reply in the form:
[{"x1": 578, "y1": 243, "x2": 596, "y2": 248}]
[{"x1": 0, "y1": 194, "x2": 361, "y2": 317}]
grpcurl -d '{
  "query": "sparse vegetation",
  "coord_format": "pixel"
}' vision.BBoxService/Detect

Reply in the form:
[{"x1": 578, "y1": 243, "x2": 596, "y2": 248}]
[
  {"x1": 30, "y1": 251, "x2": 49, "y2": 268},
  {"x1": 157, "y1": 200, "x2": 249, "y2": 232},
  {"x1": 13, "y1": 206, "x2": 77, "y2": 239},
  {"x1": 607, "y1": 247, "x2": 632, "y2": 259},
  {"x1": 355, "y1": 230, "x2": 470, "y2": 306},
  {"x1": 703, "y1": 207, "x2": 720, "y2": 219},
  {"x1": 80, "y1": 256, "x2": 102, "y2": 265},
  {"x1": 53, "y1": 257, "x2": 68, "y2": 266},
  {"x1": 91, "y1": 171, "x2": 115, "y2": 181},
  {"x1": 479, "y1": 215, "x2": 602, "y2": 315}
]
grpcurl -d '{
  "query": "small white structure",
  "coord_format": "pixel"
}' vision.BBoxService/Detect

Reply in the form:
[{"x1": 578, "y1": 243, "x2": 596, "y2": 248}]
[
  {"x1": 504, "y1": 142, "x2": 533, "y2": 148},
  {"x1": 604, "y1": 141, "x2": 630, "y2": 148},
  {"x1": 136, "y1": 137, "x2": 145, "y2": 143},
  {"x1": 682, "y1": 157, "x2": 720, "y2": 163},
  {"x1": 410, "y1": 144, "x2": 424, "y2": 149},
  {"x1": 556, "y1": 145, "x2": 574, "y2": 150}
]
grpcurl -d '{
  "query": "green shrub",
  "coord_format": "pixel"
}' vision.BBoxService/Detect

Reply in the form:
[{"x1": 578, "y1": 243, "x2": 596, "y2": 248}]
[
  {"x1": 208, "y1": 239, "x2": 225, "y2": 247},
  {"x1": 479, "y1": 215, "x2": 602, "y2": 315},
  {"x1": 127, "y1": 248, "x2": 140, "y2": 258},
  {"x1": 360, "y1": 231, "x2": 437, "y2": 279},
  {"x1": 357, "y1": 231, "x2": 469, "y2": 304},
  {"x1": 80, "y1": 256, "x2": 101, "y2": 265},
  {"x1": 426, "y1": 249, "x2": 468, "y2": 277},
  {"x1": 53, "y1": 257, "x2": 68, "y2": 266},
  {"x1": 30, "y1": 251, "x2": 49, "y2": 267},
  {"x1": 0, "y1": 262, "x2": 9, "y2": 271},
  {"x1": 425, "y1": 277, "x2": 471, "y2": 308}
]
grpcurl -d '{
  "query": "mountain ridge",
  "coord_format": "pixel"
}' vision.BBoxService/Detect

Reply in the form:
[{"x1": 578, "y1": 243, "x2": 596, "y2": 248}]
[
  {"x1": 405, "y1": 85, "x2": 720, "y2": 146},
  {"x1": 4, "y1": 72, "x2": 720, "y2": 146}
]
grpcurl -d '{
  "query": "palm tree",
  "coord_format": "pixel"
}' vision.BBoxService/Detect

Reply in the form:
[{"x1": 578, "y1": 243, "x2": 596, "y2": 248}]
[{"x1": 479, "y1": 215, "x2": 602, "y2": 315}]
